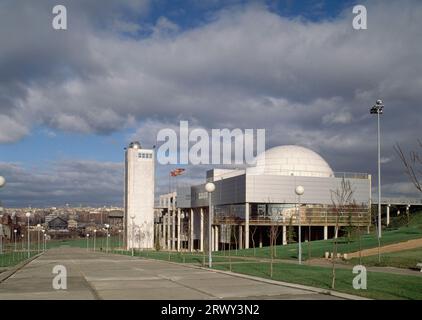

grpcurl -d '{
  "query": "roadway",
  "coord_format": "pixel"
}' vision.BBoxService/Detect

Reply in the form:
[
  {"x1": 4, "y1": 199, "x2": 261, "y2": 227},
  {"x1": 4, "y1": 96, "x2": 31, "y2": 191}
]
[{"x1": 0, "y1": 247, "x2": 341, "y2": 300}]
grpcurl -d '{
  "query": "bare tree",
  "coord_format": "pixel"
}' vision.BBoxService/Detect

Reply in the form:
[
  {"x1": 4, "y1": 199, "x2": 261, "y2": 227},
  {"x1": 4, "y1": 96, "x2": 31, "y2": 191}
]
[
  {"x1": 250, "y1": 226, "x2": 258, "y2": 256},
  {"x1": 330, "y1": 178, "x2": 355, "y2": 289},
  {"x1": 395, "y1": 141, "x2": 422, "y2": 193},
  {"x1": 267, "y1": 224, "x2": 277, "y2": 278}
]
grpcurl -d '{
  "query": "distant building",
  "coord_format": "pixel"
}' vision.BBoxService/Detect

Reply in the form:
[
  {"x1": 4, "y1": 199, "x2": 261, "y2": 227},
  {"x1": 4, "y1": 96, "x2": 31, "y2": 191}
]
[
  {"x1": 124, "y1": 141, "x2": 155, "y2": 249},
  {"x1": 48, "y1": 216, "x2": 68, "y2": 230},
  {"x1": 67, "y1": 219, "x2": 78, "y2": 230},
  {"x1": 45, "y1": 214, "x2": 58, "y2": 224}
]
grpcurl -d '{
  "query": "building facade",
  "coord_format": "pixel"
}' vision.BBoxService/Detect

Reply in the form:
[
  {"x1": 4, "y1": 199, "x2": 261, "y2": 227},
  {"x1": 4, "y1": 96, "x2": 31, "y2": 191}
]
[
  {"x1": 124, "y1": 141, "x2": 155, "y2": 249},
  {"x1": 154, "y1": 145, "x2": 372, "y2": 252}
]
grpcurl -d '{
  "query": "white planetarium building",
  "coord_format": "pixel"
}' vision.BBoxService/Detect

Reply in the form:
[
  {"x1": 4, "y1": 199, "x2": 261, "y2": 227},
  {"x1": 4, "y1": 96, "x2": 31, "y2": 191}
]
[{"x1": 154, "y1": 145, "x2": 371, "y2": 252}]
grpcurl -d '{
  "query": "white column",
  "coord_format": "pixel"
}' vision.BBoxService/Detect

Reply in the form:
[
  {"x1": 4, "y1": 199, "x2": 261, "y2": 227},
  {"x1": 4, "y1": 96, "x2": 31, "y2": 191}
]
[
  {"x1": 324, "y1": 225, "x2": 328, "y2": 240},
  {"x1": 282, "y1": 225, "x2": 287, "y2": 245},
  {"x1": 200, "y1": 208, "x2": 204, "y2": 252},
  {"x1": 387, "y1": 205, "x2": 391, "y2": 226},
  {"x1": 177, "y1": 208, "x2": 181, "y2": 252},
  {"x1": 244, "y1": 203, "x2": 250, "y2": 249},
  {"x1": 167, "y1": 213, "x2": 171, "y2": 250},
  {"x1": 239, "y1": 225, "x2": 243, "y2": 249},
  {"x1": 215, "y1": 226, "x2": 219, "y2": 252},
  {"x1": 190, "y1": 208, "x2": 194, "y2": 252}
]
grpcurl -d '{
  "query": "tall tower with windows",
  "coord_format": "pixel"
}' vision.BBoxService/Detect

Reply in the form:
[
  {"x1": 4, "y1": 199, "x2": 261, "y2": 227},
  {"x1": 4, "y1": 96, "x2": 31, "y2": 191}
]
[{"x1": 124, "y1": 141, "x2": 155, "y2": 249}]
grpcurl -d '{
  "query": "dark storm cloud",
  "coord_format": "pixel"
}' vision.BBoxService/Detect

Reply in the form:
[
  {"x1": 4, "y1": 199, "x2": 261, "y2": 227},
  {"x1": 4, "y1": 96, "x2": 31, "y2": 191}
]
[{"x1": 0, "y1": 0, "x2": 422, "y2": 205}]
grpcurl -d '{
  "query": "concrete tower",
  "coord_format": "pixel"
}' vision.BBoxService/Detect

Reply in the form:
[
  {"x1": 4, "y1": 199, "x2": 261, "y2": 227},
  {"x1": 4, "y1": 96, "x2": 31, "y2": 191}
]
[{"x1": 124, "y1": 141, "x2": 155, "y2": 249}]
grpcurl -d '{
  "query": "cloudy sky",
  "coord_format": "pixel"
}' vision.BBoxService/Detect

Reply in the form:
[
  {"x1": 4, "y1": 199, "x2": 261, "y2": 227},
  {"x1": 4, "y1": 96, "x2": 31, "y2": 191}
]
[{"x1": 0, "y1": 0, "x2": 421, "y2": 207}]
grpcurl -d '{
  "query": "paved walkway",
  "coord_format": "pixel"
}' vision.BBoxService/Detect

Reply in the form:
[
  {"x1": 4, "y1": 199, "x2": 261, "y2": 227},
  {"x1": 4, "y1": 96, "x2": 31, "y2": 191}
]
[
  {"x1": 0, "y1": 248, "x2": 340, "y2": 300},
  {"x1": 347, "y1": 238, "x2": 422, "y2": 258}
]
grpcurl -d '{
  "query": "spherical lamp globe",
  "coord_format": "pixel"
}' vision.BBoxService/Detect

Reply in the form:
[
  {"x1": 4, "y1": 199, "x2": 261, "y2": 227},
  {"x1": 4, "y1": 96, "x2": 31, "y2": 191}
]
[
  {"x1": 205, "y1": 182, "x2": 215, "y2": 193},
  {"x1": 25, "y1": 212, "x2": 31, "y2": 218},
  {"x1": 295, "y1": 185, "x2": 305, "y2": 196}
]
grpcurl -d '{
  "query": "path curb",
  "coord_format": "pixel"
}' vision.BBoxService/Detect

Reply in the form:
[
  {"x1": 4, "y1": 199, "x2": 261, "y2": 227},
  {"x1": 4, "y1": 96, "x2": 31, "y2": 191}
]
[{"x1": 0, "y1": 252, "x2": 44, "y2": 284}]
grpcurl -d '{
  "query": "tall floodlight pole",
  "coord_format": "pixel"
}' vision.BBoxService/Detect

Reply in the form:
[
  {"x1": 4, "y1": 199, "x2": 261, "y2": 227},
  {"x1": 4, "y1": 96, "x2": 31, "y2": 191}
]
[
  {"x1": 295, "y1": 186, "x2": 305, "y2": 265},
  {"x1": 25, "y1": 212, "x2": 31, "y2": 258},
  {"x1": 370, "y1": 99, "x2": 384, "y2": 238},
  {"x1": 205, "y1": 182, "x2": 216, "y2": 268},
  {"x1": 130, "y1": 215, "x2": 136, "y2": 256}
]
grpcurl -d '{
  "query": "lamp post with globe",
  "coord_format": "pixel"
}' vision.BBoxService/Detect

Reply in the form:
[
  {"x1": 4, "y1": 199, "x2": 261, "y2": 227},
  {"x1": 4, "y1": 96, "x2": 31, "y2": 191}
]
[
  {"x1": 104, "y1": 224, "x2": 110, "y2": 253},
  {"x1": 295, "y1": 186, "x2": 305, "y2": 265},
  {"x1": 205, "y1": 182, "x2": 215, "y2": 268},
  {"x1": 25, "y1": 212, "x2": 31, "y2": 258},
  {"x1": 93, "y1": 229, "x2": 97, "y2": 252},
  {"x1": 41, "y1": 229, "x2": 45, "y2": 251},
  {"x1": 13, "y1": 229, "x2": 17, "y2": 252},
  {"x1": 36, "y1": 224, "x2": 41, "y2": 253}
]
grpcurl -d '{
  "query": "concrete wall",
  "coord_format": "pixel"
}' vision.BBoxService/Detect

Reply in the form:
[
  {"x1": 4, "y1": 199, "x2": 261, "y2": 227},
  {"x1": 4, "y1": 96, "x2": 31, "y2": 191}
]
[
  {"x1": 246, "y1": 174, "x2": 370, "y2": 205},
  {"x1": 188, "y1": 173, "x2": 370, "y2": 207},
  {"x1": 125, "y1": 147, "x2": 155, "y2": 249}
]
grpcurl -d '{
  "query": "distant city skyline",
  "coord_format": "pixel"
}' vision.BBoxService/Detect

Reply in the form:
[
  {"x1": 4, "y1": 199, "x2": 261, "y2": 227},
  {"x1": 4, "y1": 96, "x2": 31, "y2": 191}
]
[{"x1": 1, "y1": 0, "x2": 422, "y2": 207}]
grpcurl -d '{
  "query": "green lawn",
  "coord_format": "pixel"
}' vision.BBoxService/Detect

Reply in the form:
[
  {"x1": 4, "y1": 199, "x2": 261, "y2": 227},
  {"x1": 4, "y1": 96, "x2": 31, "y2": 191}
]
[
  {"x1": 0, "y1": 250, "x2": 38, "y2": 268},
  {"x1": 349, "y1": 248, "x2": 422, "y2": 269},
  {"x1": 212, "y1": 262, "x2": 422, "y2": 300},
  {"x1": 215, "y1": 215, "x2": 422, "y2": 261}
]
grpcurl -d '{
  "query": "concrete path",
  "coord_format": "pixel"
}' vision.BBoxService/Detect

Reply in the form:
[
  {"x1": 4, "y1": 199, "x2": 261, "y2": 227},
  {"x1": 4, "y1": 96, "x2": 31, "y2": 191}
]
[
  {"x1": 0, "y1": 248, "x2": 341, "y2": 300},
  {"x1": 347, "y1": 238, "x2": 422, "y2": 258}
]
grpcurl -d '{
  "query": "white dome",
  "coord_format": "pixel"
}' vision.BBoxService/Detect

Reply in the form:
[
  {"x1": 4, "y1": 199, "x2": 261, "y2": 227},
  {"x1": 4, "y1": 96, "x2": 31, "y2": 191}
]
[{"x1": 247, "y1": 145, "x2": 334, "y2": 177}]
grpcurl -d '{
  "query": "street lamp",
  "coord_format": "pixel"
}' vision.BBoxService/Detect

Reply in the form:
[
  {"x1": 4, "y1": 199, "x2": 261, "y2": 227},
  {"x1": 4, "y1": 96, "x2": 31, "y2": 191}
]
[
  {"x1": 86, "y1": 234, "x2": 90, "y2": 251},
  {"x1": 0, "y1": 213, "x2": 3, "y2": 255},
  {"x1": 44, "y1": 233, "x2": 47, "y2": 251},
  {"x1": 25, "y1": 212, "x2": 31, "y2": 258},
  {"x1": 41, "y1": 229, "x2": 45, "y2": 251},
  {"x1": 130, "y1": 215, "x2": 136, "y2": 256},
  {"x1": 295, "y1": 185, "x2": 305, "y2": 265},
  {"x1": 36, "y1": 224, "x2": 41, "y2": 253},
  {"x1": 14, "y1": 229, "x2": 17, "y2": 252},
  {"x1": 105, "y1": 224, "x2": 110, "y2": 253},
  {"x1": 370, "y1": 99, "x2": 384, "y2": 239},
  {"x1": 205, "y1": 182, "x2": 215, "y2": 268},
  {"x1": 118, "y1": 229, "x2": 122, "y2": 251},
  {"x1": 93, "y1": 229, "x2": 97, "y2": 252}
]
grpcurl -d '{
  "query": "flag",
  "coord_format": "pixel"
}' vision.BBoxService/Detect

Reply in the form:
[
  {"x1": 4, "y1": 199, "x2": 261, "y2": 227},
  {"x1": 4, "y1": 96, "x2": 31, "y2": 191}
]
[{"x1": 170, "y1": 168, "x2": 186, "y2": 176}]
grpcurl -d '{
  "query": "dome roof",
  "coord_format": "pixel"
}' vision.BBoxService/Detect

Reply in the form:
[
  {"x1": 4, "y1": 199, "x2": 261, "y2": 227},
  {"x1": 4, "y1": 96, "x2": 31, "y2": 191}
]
[
  {"x1": 247, "y1": 145, "x2": 334, "y2": 177},
  {"x1": 129, "y1": 141, "x2": 142, "y2": 149}
]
